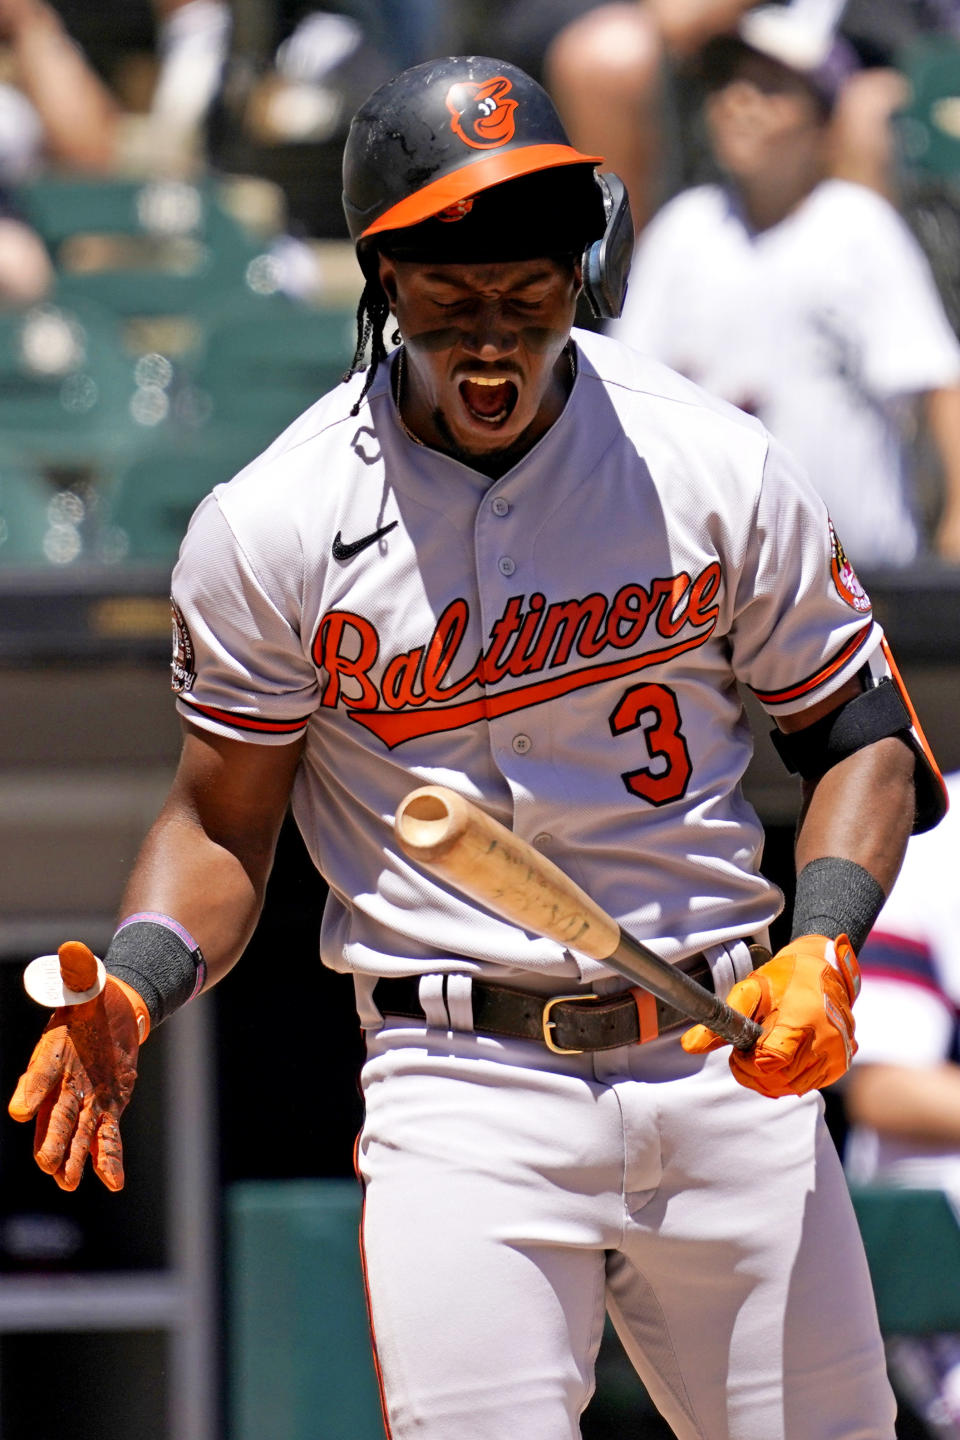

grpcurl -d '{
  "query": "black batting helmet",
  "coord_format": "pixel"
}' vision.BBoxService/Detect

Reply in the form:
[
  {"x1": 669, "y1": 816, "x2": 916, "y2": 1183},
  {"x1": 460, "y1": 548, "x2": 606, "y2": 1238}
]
[
  {"x1": 340, "y1": 55, "x2": 633, "y2": 408},
  {"x1": 342, "y1": 55, "x2": 605, "y2": 254}
]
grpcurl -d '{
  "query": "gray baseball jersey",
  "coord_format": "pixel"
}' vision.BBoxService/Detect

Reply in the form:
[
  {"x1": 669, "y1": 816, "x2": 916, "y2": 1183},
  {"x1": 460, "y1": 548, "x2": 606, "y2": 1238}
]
[
  {"x1": 169, "y1": 325, "x2": 903, "y2": 1440},
  {"x1": 170, "y1": 327, "x2": 884, "y2": 985}
]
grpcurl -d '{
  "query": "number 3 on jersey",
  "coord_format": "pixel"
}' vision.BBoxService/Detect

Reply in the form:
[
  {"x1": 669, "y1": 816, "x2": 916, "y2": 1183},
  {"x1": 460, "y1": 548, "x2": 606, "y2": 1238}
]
[{"x1": 609, "y1": 682, "x2": 691, "y2": 805}]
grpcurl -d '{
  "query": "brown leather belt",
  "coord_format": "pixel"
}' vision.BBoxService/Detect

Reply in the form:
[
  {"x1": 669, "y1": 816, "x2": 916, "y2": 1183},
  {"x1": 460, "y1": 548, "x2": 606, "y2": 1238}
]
[{"x1": 373, "y1": 952, "x2": 721, "y2": 1055}]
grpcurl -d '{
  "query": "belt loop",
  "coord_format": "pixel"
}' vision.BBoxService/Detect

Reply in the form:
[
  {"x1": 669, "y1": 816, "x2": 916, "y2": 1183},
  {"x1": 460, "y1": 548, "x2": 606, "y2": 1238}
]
[
  {"x1": 446, "y1": 974, "x2": 474, "y2": 1032},
  {"x1": 631, "y1": 987, "x2": 659, "y2": 1043},
  {"x1": 704, "y1": 942, "x2": 737, "y2": 1001},
  {"x1": 704, "y1": 939, "x2": 758, "y2": 1001},
  {"x1": 417, "y1": 974, "x2": 448, "y2": 1029}
]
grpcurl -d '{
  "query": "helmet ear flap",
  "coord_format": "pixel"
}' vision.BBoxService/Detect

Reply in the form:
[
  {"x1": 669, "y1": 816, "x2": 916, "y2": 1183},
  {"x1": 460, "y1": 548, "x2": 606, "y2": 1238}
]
[{"x1": 582, "y1": 174, "x2": 634, "y2": 320}]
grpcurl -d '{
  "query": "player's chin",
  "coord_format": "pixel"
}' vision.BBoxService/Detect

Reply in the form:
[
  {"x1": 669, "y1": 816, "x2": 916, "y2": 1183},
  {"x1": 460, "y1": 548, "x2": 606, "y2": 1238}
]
[{"x1": 433, "y1": 386, "x2": 535, "y2": 459}]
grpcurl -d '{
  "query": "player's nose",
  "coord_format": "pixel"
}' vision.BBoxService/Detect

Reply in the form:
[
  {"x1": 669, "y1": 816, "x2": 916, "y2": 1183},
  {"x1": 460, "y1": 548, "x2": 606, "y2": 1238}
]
[{"x1": 460, "y1": 304, "x2": 518, "y2": 361}]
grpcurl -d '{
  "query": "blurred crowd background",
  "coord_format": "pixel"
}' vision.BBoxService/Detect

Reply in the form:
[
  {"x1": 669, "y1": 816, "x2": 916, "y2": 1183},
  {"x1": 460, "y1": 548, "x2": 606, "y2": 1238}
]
[
  {"x1": 0, "y1": 0, "x2": 960, "y2": 575},
  {"x1": 2, "y1": 2, "x2": 960, "y2": 1438}
]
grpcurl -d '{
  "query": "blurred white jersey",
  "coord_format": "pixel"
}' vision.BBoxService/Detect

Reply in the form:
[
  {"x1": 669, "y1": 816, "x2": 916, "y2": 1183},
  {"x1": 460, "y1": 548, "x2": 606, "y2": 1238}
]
[
  {"x1": 845, "y1": 772, "x2": 960, "y2": 1197},
  {"x1": 170, "y1": 328, "x2": 883, "y2": 983},
  {"x1": 611, "y1": 180, "x2": 960, "y2": 568}
]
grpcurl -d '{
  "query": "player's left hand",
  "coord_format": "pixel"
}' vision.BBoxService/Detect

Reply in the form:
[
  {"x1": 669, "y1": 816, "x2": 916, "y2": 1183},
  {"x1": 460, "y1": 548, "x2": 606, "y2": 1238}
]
[
  {"x1": 681, "y1": 934, "x2": 860, "y2": 1098},
  {"x1": 8, "y1": 958, "x2": 141, "y2": 1192}
]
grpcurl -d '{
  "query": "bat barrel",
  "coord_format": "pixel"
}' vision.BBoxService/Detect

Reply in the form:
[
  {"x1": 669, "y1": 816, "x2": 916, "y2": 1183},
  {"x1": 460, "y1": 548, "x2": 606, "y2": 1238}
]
[
  {"x1": 395, "y1": 785, "x2": 621, "y2": 959},
  {"x1": 395, "y1": 785, "x2": 761, "y2": 1051}
]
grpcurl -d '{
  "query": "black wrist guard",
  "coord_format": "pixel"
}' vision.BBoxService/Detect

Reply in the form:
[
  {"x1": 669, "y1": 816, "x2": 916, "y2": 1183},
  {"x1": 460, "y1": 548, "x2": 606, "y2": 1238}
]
[
  {"x1": 105, "y1": 913, "x2": 206, "y2": 1029},
  {"x1": 790, "y1": 857, "x2": 886, "y2": 954}
]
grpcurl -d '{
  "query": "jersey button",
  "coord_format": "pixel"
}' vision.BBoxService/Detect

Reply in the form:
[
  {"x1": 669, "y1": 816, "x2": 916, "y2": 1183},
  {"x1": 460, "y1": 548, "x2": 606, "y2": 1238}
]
[
  {"x1": 512, "y1": 733, "x2": 532, "y2": 755},
  {"x1": 532, "y1": 832, "x2": 552, "y2": 848},
  {"x1": 498, "y1": 556, "x2": 516, "y2": 576},
  {"x1": 491, "y1": 497, "x2": 510, "y2": 516}
]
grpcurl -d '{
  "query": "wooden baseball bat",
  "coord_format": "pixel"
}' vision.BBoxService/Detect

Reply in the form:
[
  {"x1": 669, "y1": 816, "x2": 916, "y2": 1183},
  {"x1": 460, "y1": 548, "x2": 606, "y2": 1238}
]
[{"x1": 394, "y1": 785, "x2": 762, "y2": 1051}]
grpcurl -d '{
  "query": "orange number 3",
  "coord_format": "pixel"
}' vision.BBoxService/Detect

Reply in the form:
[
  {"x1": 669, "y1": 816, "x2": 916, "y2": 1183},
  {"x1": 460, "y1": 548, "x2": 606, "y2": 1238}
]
[{"x1": 609, "y1": 682, "x2": 692, "y2": 806}]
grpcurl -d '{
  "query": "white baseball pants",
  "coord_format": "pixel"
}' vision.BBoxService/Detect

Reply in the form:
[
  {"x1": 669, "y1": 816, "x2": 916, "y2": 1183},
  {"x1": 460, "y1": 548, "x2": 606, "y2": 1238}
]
[{"x1": 357, "y1": 993, "x2": 896, "y2": 1440}]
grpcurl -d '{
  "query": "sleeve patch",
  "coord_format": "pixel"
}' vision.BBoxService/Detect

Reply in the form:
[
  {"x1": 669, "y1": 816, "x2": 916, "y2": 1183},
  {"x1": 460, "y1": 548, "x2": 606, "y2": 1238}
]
[
  {"x1": 830, "y1": 519, "x2": 872, "y2": 614},
  {"x1": 170, "y1": 600, "x2": 196, "y2": 695}
]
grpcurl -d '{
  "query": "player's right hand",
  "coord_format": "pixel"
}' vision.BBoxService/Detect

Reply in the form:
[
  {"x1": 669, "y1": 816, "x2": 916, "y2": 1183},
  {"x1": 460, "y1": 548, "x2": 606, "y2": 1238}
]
[
  {"x1": 8, "y1": 951, "x2": 142, "y2": 1192},
  {"x1": 681, "y1": 934, "x2": 860, "y2": 1098}
]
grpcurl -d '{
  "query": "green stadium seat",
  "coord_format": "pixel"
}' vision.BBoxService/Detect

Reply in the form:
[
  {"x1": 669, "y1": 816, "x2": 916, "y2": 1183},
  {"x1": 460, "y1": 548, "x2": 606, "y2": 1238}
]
[
  {"x1": 849, "y1": 1185, "x2": 960, "y2": 1335},
  {"x1": 226, "y1": 1179, "x2": 384, "y2": 1440},
  {"x1": 184, "y1": 293, "x2": 357, "y2": 441},
  {"x1": 893, "y1": 39, "x2": 960, "y2": 183},
  {"x1": 0, "y1": 466, "x2": 53, "y2": 565},
  {"x1": 13, "y1": 175, "x2": 268, "y2": 327},
  {"x1": 0, "y1": 299, "x2": 146, "y2": 471},
  {"x1": 891, "y1": 41, "x2": 960, "y2": 334}
]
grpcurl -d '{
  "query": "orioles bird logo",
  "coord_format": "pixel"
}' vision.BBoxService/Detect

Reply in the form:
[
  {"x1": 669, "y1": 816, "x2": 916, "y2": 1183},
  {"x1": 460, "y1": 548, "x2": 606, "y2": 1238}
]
[
  {"x1": 446, "y1": 77, "x2": 518, "y2": 149},
  {"x1": 829, "y1": 519, "x2": 871, "y2": 614}
]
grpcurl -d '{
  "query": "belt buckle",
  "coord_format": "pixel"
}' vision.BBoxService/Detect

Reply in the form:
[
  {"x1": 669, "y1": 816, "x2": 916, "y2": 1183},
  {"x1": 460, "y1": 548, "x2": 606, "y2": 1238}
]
[{"x1": 541, "y1": 992, "x2": 599, "y2": 1054}]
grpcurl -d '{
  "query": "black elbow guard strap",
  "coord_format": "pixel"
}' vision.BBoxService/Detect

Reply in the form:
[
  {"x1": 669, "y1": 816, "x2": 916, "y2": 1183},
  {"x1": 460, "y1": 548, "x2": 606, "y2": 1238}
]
[{"x1": 770, "y1": 677, "x2": 946, "y2": 834}]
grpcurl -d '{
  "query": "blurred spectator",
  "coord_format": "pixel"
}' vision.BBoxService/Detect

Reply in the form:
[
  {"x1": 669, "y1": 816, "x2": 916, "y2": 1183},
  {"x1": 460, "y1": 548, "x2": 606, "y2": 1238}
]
[
  {"x1": 0, "y1": 0, "x2": 120, "y2": 172},
  {"x1": 844, "y1": 770, "x2": 960, "y2": 1437},
  {"x1": 0, "y1": 189, "x2": 49, "y2": 302},
  {"x1": 609, "y1": 4, "x2": 960, "y2": 569},
  {"x1": 446, "y1": 0, "x2": 762, "y2": 231},
  {"x1": 145, "y1": 0, "x2": 231, "y2": 168},
  {"x1": 203, "y1": 4, "x2": 396, "y2": 239},
  {"x1": 532, "y1": 0, "x2": 960, "y2": 228},
  {"x1": 0, "y1": 0, "x2": 129, "y2": 304},
  {"x1": 543, "y1": 0, "x2": 762, "y2": 228}
]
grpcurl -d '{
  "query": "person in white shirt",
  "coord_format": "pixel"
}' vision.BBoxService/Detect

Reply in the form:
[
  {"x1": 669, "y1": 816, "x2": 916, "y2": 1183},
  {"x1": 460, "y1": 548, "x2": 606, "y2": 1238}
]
[
  {"x1": 845, "y1": 771, "x2": 960, "y2": 1434},
  {"x1": 611, "y1": 3, "x2": 960, "y2": 570}
]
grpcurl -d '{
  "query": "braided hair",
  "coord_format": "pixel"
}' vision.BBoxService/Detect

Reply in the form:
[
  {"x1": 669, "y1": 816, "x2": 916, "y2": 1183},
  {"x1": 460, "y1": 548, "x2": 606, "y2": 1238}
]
[{"x1": 343, "y1": 265, "x2": 396, "y2": 417}]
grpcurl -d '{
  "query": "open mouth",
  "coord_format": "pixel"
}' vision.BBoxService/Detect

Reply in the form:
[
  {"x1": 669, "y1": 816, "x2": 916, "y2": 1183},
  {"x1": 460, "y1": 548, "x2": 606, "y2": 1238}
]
[{"x1": 459, "y1": 374, "x2": 519, "y2": 427}]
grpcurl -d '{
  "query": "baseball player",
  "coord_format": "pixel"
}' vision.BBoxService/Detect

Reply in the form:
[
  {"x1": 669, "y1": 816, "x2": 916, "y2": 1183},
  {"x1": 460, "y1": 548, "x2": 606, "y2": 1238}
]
[
  {"x1": 7, "y1": 54, "x2": 947, "y2": 1439},
  {"x1": 609, "y1": 4, "x2": 960, "y2": 569}
]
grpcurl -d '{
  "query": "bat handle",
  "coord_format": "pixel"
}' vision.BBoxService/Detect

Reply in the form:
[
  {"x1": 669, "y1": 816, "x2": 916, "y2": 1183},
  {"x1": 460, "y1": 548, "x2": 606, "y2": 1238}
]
[
  {"x1": 701, "y1": 998, "x2": 763, "y2": 1051},
  {"x1": 608, "y1": 932, "x2": 763, "y2": 1050}
]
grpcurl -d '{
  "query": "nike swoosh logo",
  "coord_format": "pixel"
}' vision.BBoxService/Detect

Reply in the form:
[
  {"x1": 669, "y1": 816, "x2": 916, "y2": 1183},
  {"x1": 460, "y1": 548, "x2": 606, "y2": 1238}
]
[{"x1": 332, "y1": 521, "x2": 398, "y2": 561}]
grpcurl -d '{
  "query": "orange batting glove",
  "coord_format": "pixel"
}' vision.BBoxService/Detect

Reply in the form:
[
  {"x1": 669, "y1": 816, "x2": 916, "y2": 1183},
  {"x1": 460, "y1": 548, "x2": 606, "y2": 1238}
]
[
  {"x1": 8, "y1": 943, "x2": 149, "y2": 1192},
  {"x1": 681, "y1": 934, "x2": 860, "y2": 1098}
]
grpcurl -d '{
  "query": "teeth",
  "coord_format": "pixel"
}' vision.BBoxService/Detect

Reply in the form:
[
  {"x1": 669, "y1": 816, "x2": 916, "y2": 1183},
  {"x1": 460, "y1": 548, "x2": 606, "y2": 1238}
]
[{"x1": 464, "y1": 375, "x2": 508, "y2": 386}]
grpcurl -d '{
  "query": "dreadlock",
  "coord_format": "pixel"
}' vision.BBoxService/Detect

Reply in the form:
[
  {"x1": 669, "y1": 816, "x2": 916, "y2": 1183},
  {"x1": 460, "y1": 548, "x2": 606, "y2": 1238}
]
[{"x1": 344, "y1": 275, "x2": 393, "y2": 417}]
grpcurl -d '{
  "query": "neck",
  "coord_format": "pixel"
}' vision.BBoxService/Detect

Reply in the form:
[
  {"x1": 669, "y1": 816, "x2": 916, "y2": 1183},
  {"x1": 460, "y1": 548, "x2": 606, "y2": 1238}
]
[{"x1": 394, "y1": 345, "x2": 577, "y2": 479}]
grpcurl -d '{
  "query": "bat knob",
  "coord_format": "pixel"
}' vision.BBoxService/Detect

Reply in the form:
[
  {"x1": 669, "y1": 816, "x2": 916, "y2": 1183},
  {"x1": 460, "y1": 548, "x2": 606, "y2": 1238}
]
[
  {"x1": 59, "y1": 941, "x2": 99, "y2": 992},
  {"x1": 22, "y1": 942, "x2": 107, "y2": 1009},
  {"x1": 395, "y1": 785, "x2": 469, "y2": 862}
]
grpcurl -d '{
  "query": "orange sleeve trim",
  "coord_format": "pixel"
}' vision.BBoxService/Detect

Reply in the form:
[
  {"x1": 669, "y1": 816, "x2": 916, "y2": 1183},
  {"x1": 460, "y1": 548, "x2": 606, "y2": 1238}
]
[
  {"x1": 750, "y1": 625, "x2": 873, "y2": 706},
  {"x1": 179, "y1": 696, "x2": 310, "y2": 735}
]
